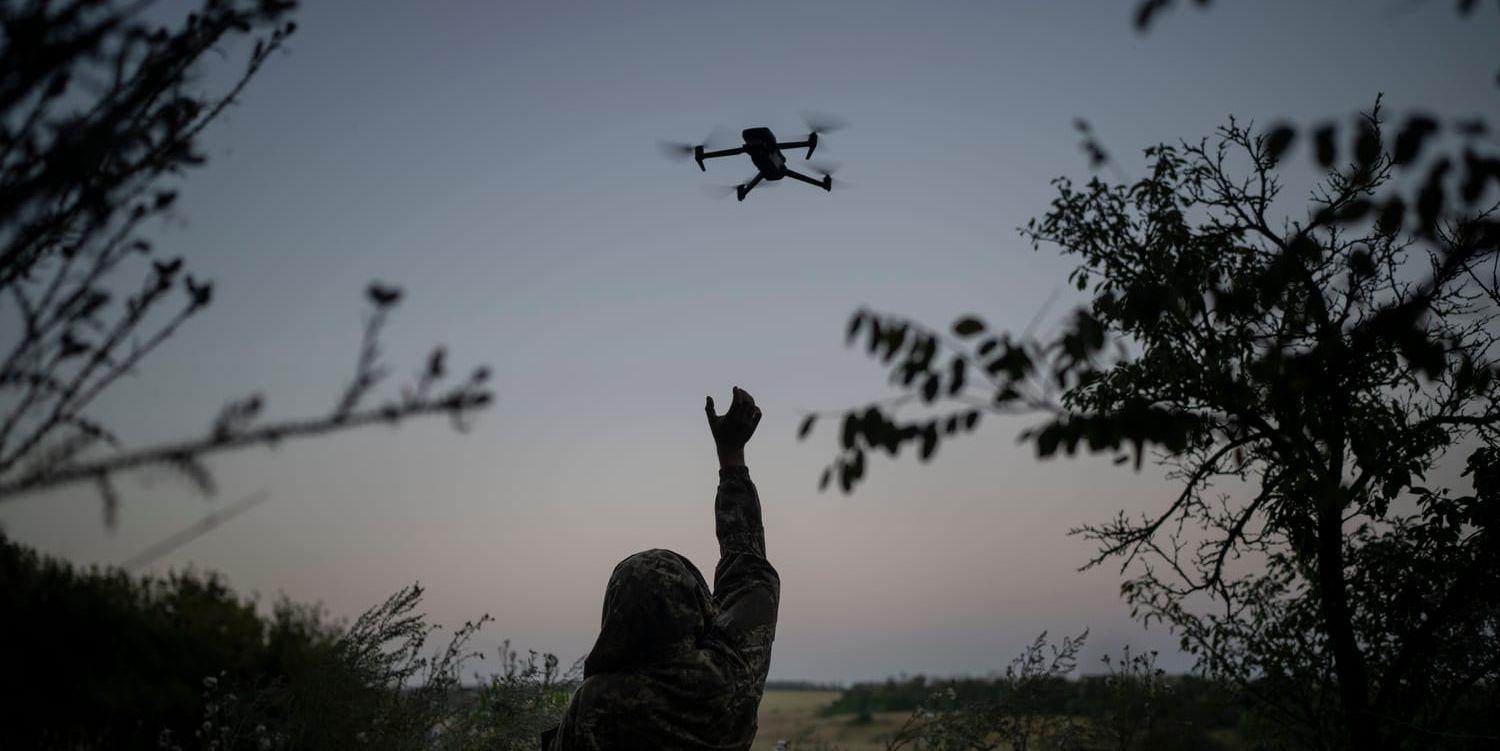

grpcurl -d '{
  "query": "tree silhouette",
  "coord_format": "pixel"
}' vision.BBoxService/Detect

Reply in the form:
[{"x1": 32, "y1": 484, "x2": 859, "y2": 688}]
[
  {"x1": 0, "y1": 1, "x2": 491, "y2": 522},
  {"x1": 806, "y1": 100, "x2": 1500, "y2": 746},
  {"x1": 807, "y1": 3, "x2": 1499, "y2": 745}
]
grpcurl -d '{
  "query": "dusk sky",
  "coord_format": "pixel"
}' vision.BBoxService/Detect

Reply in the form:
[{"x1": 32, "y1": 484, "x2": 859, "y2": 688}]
[{"x1": 2, "y1": 0, "x2": 1495, "y2": 682}]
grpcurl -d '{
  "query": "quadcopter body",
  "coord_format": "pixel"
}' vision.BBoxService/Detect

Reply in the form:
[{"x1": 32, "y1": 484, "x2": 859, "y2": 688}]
[
  {"x1": 696, "y1": 127, "x2": 826, "y2": 201},
  {"x1": 661, "y1": 116, "x2": 846, "y2": 201}
]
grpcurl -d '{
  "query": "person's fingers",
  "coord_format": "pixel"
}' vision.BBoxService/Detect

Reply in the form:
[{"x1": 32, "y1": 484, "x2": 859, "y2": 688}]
[
  {"x1": 750, "y1": 406, "x2": 762, "y2": 427},
  {"x1": 705, "y1": 395, "x2": 717, "y2": 422}
]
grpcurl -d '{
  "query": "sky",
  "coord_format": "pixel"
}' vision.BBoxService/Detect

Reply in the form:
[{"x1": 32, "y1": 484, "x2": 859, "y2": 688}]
[{"x1": 2, "y1": 0, "x2": 1497, "y2": 682}]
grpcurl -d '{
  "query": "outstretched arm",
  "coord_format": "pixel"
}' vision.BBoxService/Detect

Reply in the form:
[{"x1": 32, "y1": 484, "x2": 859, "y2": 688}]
[{"x1": 704, "y1": 388, "x2": 779, "y2": 676}]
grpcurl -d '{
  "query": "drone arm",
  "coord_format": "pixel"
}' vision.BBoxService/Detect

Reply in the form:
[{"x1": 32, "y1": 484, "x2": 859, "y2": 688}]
[
  {"x1": 696, "y1": 146, "x2": 745, "y2": 171},
  {"x1": 782, "y1": 168, "x2": 831, "y2": 192},
  {"x1": 776, "y1": 132, "x2": 818, "y2": 159},
  {"x1": 736, "y1": 173, "x2": 764, "y2": 202}
]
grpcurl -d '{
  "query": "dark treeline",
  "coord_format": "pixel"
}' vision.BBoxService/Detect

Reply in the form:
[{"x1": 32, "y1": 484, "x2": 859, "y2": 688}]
[
  {"x1": 824, "y1": 673, "x2": 1242, "y2": 725},
  {"x1": 821, "y1": 666, "x2": 1498, "y2": 750},
  {"x1": 765, "y1": 680, "x2": 846, "y2": 692},
  {"x1": 0, "y1": 533, "x2": 571, "y2": 750},
  {"x1": 0, "y1": 532, "x2": 336, "y2": 748}
]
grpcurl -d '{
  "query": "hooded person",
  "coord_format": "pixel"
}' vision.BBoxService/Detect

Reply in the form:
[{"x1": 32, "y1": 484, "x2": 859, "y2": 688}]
[{"x1": 544, "y1": 388, "x2": 779, "y2": 750}]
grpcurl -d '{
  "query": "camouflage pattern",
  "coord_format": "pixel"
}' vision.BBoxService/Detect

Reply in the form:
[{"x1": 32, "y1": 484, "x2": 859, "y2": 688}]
[{"x1": 545, "y1": 466, "x2": 779, "y2": 750}]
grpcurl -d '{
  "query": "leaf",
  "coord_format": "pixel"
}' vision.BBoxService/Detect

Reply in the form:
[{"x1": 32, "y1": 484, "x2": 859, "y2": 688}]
[
  {"x1": 866, "y1": 319, "x2": 884, "y2": 355},
  {"x1": 1134, "y1": 0, "x2": 1170, "y2": 30},
  {"x1": 919, "y1": 425, "x2": 939, "y2": 461},
  {"x1": 1354, "y1": 124, "x2": 1381, "y2": 168},
  {"x1": 797, "y1": 414, "x2": 816, "y2": 440},
  {"x1": 1036, "y1": 422, "x2": 1064, "y2": 458},
  {"x1": 1264, "y1": 125, "x2": 1295, "y2": 163},
  {"x1": 846, "y1": 311, "x2": 865, "y2": 344},
  {"x1": 882, "y1": 324, "x2": 908, "y2": 363},
  {"x1": 952, "y1": 316, "x2": 985, "y2": 337},
  {"x1": 1455, "y1": 119, "x2": 1488, "y2": 137},
  {"x1": 367, "y1": 282, "x2": 403, "y2": 308},
  {"x1": 184, "y1": 275, "x2": 213, "y2": 309},
  {"x1": 1313, "y1": 125, "x2": 1337, "y2": 168},
  {"x1": 1348, "y1": 249, "x2": 1376, "y2": 278},
  {"x1": 1377, "y1": 198, "x2": 1405, "y2": 235},
  {"x1": 1393, "y1": 114, "x2": 1438, "y2": 165},
  {"x1": 1416, "y1": 158, "x2": 1451, "y2": 232},
  {"x1": 840, "y1": 413, "x2": 858, "y2": 449},
  {"x1": 948, "y1": 357, "x2": 967, "y2": 396},
  {"x1": 921, "y1": 374, "x2": 941, "y2": 403},
  {"x1": 426, "y1": 347, "x2": 447, "y2": 379},
  {"x1": 1460, "y1": 150, "x2": 1500, "y2": 204},
  {"x1": 1335, "y1": 199, "x2": 1372, "y2": 223}
]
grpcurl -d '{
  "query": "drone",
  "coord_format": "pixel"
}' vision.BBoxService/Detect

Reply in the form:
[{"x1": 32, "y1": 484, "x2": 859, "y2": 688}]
[{"x1": 659, "y1": 114, "x2": 848, "y2": 201}]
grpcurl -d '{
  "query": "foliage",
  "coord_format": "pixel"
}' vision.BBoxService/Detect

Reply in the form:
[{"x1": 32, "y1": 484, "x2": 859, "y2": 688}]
[
  {"x1": 805, "y1": 1, "x2": 1500, "y2": 747},
  {"x1": 881, "y1": 630, "x2": 1089, "y2": 751},
  {"x1": 812, "y1": 633, "x2": 1232, "y2": 751},
  {"x1": 0, "y1": 533, "x2": 573, "y2": 750},
  {"x1": 0, "y1": 0, "x2": 492, "y2": 518},
  {"x1": 807, "y1": 99, "x2": 1500, "y2": 747},
  {"x1": 777, "y1": 733, "x2": 850, "y2": 751},
  {"x1": 769, "y1": 680, "x2": 849, "y2": 692},
  {"x1": 441, "y1": 642, "x2": 579, "y2": 751},
  {"x1": 1084, "y1": 647, "x2": 1174, "y2": 751},
  {"x1": 0, "y1": 530, "x2": 336, "y2": 748}
]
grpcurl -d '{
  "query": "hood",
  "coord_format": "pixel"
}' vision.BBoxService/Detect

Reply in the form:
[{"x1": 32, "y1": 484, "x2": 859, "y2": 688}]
[{"x1": 582, "y1": 549, "x2": 717, "y2": 677}]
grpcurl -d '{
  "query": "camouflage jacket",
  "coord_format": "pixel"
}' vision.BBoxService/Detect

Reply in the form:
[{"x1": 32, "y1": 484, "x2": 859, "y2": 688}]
[{"x1": 544, "y1": 466, "x2": 780, "y2": 750}]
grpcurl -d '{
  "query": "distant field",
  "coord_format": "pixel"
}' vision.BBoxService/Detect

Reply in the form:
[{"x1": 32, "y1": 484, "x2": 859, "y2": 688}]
[
  {"x1": 753, "y1": 691, "x2": 1247, "y2": 750},
  {"x1": 753, "y1": 690, "x2": 905, "y2": 751}
]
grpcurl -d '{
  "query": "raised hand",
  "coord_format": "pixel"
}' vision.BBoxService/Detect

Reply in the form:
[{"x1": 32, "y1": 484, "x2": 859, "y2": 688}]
[{"x1": 705, "y1": 387, "x2": 761, "y2": 468}]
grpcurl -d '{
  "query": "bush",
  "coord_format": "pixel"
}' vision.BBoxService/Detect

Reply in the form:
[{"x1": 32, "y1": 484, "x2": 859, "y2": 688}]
[{"x1": 0, "y1": 533, "x2": 573, "y2": 750}]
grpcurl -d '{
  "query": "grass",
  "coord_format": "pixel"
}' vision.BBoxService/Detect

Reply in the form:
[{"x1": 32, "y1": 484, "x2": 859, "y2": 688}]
[{"x1": 754, "y1": 690, "x2": 906, "y2": 751}]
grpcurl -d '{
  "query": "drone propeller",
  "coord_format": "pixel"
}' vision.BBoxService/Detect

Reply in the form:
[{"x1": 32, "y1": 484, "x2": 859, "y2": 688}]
[
  {"x1": 699, "y1": 183, "x2": 739, "y2": 199},
  {"x1": 806, "y1": 159, "x2": 852, "y2": 190},
  {"x1": 800, "y1": 111, "x2": 850, "y2": 135},
  {"x1": 656, "y1": 141, "x2": 698, "y2": 160},
  {"x1": 702, "y1": 175, "x2": 780, "y2": 200},
  {"x1": 656, "y1": 127, "x2": 732, "y2": 161}
]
